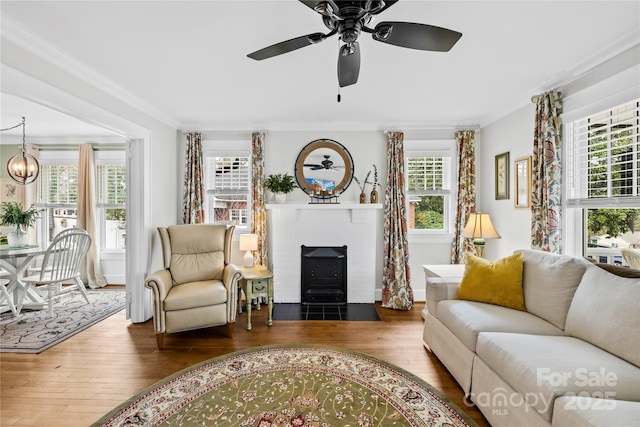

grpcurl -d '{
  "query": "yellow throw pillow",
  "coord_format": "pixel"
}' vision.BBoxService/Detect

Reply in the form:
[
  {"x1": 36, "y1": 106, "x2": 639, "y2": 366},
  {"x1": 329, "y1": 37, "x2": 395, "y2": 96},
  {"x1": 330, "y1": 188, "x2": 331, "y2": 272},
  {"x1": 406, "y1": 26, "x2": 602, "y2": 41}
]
[{"x1": 455, "y1": 252, "x2": 526, "y2": 311}]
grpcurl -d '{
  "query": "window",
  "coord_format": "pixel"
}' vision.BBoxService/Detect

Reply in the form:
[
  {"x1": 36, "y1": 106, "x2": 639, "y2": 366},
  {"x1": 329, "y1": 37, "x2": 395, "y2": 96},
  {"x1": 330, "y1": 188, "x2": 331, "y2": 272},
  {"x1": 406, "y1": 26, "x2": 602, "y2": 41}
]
[
  {"x1": 37, "y1": 150, "x2": 127, "y2": 251},
  {"x1": 38, "y1": 163, "x2": 79, "y2": 242},
  {"x1": 204, "y1": 146, "x2": 251, "y2": 229},
  {"x1": 566, "y1": 99, "x2": 640, "y2": 263},
  {"x1": 405, "y1": 140, "x2": 455, "y2": 233},
  {"x1": 97, "y1": 164, "x2": 127, "y2": 250}
]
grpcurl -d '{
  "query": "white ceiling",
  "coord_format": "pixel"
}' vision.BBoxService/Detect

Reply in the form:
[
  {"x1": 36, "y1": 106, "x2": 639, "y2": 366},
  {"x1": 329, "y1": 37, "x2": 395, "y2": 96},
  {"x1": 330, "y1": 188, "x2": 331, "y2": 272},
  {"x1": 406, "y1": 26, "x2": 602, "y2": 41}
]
[{"x1": 1, "y1": 1, "x2": 639, "y2": 137}]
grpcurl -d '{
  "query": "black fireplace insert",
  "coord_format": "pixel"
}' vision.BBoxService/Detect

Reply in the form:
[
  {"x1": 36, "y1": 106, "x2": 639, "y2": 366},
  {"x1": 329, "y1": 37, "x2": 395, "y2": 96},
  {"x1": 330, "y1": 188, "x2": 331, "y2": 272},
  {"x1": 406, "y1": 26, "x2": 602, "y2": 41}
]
[{"x1": 301, "y1": 245, "x2": 347, "y2": 305}]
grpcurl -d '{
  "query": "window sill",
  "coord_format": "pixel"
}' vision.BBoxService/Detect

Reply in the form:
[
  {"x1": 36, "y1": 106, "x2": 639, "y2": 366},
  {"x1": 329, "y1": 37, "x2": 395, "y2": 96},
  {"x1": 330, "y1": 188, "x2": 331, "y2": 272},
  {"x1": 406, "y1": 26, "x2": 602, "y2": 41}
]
[{"x1": 408, "y1": 233, "x2": 453, "y2": 244}]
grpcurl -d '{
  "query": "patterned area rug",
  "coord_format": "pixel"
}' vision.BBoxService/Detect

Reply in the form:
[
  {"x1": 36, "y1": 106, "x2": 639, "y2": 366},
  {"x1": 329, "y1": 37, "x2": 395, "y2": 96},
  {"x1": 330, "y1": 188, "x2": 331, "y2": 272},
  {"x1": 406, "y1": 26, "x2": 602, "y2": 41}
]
[
  {"x1": 94, "y1": 345, "x2": 477, "y2": 427},
  {"x1": 0, "y1": 289, "x2": 126, "y2": 353}
]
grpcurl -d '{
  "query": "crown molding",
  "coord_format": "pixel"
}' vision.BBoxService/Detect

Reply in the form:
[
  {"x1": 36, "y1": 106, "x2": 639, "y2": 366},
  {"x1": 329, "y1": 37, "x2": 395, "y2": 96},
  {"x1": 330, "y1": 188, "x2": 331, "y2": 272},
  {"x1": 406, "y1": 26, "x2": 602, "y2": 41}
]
[
  {"x1": 479, "y1": 30, "x2": 640, "y2": 128},
  {"x1": 179, "y1": 120, "x2": 481, "y2": 133},
  {"x1": 1, "y1": 14, "x2": 180, "y2": 129}
]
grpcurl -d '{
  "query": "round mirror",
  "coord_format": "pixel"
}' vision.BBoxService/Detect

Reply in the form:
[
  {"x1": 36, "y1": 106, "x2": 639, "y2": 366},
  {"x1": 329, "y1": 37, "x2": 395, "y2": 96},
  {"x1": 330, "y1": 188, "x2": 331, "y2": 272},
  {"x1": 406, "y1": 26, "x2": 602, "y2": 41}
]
[{"x1": 295, "y1": 139, "x2": 354, "y2": 198}]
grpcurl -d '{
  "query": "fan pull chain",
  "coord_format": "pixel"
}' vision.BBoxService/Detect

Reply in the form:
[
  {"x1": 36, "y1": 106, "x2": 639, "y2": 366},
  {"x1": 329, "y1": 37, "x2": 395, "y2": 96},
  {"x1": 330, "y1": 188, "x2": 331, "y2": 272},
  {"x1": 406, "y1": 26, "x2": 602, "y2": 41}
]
[{"x1": 337, "y1": 87, "x2": 341, "y2": 102}]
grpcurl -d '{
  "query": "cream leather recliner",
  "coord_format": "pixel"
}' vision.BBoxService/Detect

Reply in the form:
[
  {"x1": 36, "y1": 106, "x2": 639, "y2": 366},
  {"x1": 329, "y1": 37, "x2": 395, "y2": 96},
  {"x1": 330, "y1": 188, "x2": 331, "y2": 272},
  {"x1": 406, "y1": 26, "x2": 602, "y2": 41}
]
[{"x1": 144, "y1": 224, "x2": 242, "y2": 349}]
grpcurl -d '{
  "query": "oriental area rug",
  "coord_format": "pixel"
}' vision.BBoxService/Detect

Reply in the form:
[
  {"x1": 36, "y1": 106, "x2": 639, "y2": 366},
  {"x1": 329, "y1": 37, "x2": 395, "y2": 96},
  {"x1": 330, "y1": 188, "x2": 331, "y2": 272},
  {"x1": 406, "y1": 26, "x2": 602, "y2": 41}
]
[
  {"x1": 93, "y1": 345, "x2": 477, "y2": 427},
  {"x1": 0, "y1": 289, "x2": 126, "y2": 353}
]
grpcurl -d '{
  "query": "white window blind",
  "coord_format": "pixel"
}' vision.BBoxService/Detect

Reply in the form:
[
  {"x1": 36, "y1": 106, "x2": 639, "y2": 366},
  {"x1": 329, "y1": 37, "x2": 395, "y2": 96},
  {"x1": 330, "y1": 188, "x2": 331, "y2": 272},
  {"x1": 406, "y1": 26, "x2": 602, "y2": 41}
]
[
  {"x1": 566, "y1": 99, "x2": 640, "y2": 208},
  {"x1": 405, "y1": 144, "x2": 455, "y2": 232},
  {"x1": 205, "y1": 155, "x2": 251, "y2": 226},
  {"x1": 407, "y1": 152, "x2": 451, "y2": 196},
  {"x1": 38, "y1": 164, "x2": 78, "y2": 204},
  {"x1": 206, "y1": 156, "x2": 249, "y2": 193},
  {"x1": 97, "y1": 164, "x2": 126, "y2": 206}
]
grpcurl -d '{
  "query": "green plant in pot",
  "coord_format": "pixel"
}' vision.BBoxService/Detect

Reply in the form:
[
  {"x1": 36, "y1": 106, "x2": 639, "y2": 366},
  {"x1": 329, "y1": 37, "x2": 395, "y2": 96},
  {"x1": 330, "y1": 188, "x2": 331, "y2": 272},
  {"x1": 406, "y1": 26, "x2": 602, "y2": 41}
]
[
  {"x1": 264, "y1": 173, "x2": 297, "y2": 203},
  {"x1": 0, "y1": 202, "x2": 42, "y2": 246}
]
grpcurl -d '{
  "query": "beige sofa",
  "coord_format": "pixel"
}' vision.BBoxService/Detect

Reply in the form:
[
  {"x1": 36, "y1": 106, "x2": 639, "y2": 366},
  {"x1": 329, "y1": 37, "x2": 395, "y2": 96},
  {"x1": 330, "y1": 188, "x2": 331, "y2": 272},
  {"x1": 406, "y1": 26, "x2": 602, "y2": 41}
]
[{"x1": 423, "y1": 249, "x2": 640, "y2": 427}]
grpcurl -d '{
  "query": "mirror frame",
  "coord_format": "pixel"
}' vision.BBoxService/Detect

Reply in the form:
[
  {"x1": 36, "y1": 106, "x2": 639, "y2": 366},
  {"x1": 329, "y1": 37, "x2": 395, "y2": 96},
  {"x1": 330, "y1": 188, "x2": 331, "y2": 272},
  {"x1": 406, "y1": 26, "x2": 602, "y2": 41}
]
[{"x1": 294, "y1": 139, "x2": 354, "y2": 198}]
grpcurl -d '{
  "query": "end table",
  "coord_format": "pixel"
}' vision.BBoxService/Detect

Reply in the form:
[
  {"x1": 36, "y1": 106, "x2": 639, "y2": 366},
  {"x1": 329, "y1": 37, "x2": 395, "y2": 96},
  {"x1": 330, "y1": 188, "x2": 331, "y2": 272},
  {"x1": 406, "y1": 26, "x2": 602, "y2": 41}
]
[{"x1": 239, "y1": 265, "x2": 274, "y2": 330}]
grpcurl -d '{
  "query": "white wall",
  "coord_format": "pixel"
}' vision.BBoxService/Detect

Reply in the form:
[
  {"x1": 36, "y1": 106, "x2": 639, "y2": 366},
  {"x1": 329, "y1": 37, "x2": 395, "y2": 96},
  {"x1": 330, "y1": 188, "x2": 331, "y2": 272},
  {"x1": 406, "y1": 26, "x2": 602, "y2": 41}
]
[
  {"x1": 478, "y1": 105, "x2": 536, "y2": 260},
  {"x1": 1, "y1": 36, "x2": 179, "y2": 322},
  {"x1": 477, "y1": 45, "x2": 640, "y2": 261}
]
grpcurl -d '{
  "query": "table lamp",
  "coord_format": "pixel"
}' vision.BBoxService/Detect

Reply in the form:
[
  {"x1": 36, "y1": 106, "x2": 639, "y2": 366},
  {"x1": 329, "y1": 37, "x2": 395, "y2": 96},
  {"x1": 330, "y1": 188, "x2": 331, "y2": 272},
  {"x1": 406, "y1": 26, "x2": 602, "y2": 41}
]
[
  {"x1": 239, "y1": 233, "x2": 258, "y2": 268},
  {"x1": 461, "y1": 212, "x2": 501, "y2": 258}
]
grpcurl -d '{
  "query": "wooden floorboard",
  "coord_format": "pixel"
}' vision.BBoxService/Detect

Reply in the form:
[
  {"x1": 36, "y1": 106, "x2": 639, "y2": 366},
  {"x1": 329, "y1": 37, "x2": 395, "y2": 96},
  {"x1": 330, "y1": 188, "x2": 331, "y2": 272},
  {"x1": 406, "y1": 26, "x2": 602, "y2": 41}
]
[{"x1": 0, "y1": 299, "x2": 489, "y2": 427}]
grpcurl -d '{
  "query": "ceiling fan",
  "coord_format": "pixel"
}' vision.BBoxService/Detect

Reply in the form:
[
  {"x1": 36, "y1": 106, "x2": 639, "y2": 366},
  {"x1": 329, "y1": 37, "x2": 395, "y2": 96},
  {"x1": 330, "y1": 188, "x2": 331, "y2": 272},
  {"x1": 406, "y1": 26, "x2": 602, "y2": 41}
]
[
  {"x1": 247, "y1": 0, "x2": 462, "y2": 88},
  {"x1": 304, "y1": 155, "x2": 343, "y2": 170}
]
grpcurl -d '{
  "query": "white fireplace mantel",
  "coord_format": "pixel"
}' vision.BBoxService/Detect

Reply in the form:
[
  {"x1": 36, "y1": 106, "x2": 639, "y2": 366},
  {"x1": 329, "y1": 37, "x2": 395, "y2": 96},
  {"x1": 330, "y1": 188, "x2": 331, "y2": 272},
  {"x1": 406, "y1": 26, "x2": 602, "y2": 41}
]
[{"x1": 266, "y1": 203, "x2": 382, "y2": 303}]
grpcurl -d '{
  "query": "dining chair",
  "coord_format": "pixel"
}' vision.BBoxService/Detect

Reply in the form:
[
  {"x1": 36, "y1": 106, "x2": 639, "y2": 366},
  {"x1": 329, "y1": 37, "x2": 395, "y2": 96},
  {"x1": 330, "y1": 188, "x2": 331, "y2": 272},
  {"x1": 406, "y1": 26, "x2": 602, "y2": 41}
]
[{"x1": 20, "y1": 230, "x2": 91, "y2": 317}]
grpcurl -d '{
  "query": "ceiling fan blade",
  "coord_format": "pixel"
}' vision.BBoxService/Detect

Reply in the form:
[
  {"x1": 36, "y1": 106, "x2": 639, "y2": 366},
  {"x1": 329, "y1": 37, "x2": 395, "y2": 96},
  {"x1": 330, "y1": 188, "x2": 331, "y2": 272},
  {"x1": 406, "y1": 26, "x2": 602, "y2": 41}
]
[
  {"x1": 373, "y1": 21, "x2": 462, "y2": 52},
  {"x1": 247, "y1": 33, "x2": 326, "y2": 60},
  {"x1": 338, "y1": 42, "x2": 360, "y2": 87}
]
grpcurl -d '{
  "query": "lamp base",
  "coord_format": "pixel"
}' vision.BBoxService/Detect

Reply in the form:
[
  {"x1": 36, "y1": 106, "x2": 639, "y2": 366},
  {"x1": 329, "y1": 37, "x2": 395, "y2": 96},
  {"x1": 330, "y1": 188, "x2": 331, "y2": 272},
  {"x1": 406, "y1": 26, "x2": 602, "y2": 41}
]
[
  {"x1": 472, "y1": 238, "x2": 486, "y2": 258},
  {"x1": 243, "y1": 251, "x2": 255, "y2": 268}
]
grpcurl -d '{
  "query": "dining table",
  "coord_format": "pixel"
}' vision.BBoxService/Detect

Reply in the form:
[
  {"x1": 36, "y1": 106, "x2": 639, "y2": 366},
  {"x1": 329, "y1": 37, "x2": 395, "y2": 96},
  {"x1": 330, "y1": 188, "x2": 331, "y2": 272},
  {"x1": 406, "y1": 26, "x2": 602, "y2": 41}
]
[{"x1": 0, "y1": 243, "x2": 48, "y2": 314}]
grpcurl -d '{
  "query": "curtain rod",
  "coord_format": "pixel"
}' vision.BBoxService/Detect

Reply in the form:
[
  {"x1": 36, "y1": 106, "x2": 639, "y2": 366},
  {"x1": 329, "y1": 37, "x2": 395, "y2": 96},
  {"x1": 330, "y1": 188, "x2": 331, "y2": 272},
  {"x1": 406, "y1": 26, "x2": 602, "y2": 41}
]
[
  {"x1": 38, "y1": 144, "x2": 126, "y2": 151},
  {"x1": 531, "y1": 91, "x2": 562, "y2": 103}
]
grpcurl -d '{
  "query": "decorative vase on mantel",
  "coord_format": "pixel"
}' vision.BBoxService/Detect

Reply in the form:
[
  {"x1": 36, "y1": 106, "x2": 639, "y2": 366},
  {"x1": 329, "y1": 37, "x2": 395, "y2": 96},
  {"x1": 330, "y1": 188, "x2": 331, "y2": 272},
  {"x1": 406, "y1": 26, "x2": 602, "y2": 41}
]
[
  {"x1": 275, "y1": 193, "x2": 287, "y2": 203},
  {"x1": 7, "y1": 225, "x2": 29, "y2": 247},
  {"x1": 370, "y1": 188, "x2": 378, "y2": 204},
  {"x1": 359, "y1": 191, "x2": 366, "y2": 204}
]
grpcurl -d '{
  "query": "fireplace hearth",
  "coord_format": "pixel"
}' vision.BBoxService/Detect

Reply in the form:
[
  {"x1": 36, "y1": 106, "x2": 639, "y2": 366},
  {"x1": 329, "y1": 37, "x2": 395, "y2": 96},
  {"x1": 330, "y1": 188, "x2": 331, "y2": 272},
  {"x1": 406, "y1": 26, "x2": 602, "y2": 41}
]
[{"x1": 301, "y1": 245, "x2": 347, "y2": 305}]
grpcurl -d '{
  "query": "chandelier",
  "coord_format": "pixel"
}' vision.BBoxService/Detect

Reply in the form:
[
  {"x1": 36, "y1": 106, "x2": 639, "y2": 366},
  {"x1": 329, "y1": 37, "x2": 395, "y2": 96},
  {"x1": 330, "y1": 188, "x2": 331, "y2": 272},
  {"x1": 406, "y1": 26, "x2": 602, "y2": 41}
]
[{"x1": 1, "y1": 117, "x2": 40, "y2": 185}]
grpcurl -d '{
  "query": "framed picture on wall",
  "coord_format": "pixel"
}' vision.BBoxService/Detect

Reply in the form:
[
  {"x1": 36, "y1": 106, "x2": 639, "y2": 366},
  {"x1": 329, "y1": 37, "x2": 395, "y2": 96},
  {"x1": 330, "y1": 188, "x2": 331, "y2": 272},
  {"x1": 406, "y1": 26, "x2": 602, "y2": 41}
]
[
  {"x1": 495, "y1": 152, "x2": 509, "y2": 200},
  {"x1": 514, "y1": 156, "x2": 532, "y2": 208},
  {"x1": 0, "y1": 178, "x2": 19, "y2": 203}
]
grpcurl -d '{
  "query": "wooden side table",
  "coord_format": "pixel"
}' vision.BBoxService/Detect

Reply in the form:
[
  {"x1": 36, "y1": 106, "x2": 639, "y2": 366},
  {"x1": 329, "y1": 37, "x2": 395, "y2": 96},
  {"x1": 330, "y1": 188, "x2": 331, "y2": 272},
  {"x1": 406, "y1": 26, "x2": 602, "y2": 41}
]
[{"x1": 239, "y1": 265, "x2": 274, "y2": 330}]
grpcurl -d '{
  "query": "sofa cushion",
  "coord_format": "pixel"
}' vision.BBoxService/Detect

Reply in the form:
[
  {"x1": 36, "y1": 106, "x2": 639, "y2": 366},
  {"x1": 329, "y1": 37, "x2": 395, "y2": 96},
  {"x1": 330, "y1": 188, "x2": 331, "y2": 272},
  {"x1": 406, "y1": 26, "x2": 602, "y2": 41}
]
[
  {"x1": 164, "y1": 280, "x2": 227, "y2": 311},
  {"x1": 437, "y1": 300, "x2": 563, "y2": 352},
  {"x1": 476, "y1": 333, "x2": 640, "y2": 422},
  {"x1": 553, "y1": 397, "x2": 640, "y2": 427},
  {"x1": 456, "y1": 252, "x2": 526, "y2": 311},
  {"x1": 168, "y1": 224, "x2": 226, "y2": 284},
  {"x1": 565, "y1": 264, "x2": 640, "y2": 367},
  {"x1": 521, "y1": 249, "x2": 588, "y2": 330}
]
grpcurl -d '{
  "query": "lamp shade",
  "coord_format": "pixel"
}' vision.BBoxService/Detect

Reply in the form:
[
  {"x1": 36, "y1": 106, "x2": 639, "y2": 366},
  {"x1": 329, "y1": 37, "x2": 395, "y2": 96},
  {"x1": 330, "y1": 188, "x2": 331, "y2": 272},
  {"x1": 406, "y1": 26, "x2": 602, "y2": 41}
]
[
  {"x1": 462, "y1": 213, "x2": 501, "y2": 240},
  {"x1": 239, "y1": 233, "x2": 258, "y2": 251}
]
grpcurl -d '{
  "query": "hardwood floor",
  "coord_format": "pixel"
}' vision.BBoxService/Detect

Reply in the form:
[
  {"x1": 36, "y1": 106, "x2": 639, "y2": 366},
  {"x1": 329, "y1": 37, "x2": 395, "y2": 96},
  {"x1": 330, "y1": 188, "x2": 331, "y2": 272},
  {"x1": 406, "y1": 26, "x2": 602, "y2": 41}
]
[{"x1": 0, "y1": 300, "x2": 489, "y2": 427}]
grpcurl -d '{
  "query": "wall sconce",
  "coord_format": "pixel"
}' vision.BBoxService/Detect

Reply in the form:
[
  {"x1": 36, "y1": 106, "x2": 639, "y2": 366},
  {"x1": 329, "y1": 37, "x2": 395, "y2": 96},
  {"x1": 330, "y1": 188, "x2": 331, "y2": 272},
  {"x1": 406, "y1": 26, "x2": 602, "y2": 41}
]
[
  {"x1": 462, "y1": 212, "x2": 501, "y2": 258},
  {"x1": 1, "y1": 117, "x2": 40, "y2": 185},
  {"x1": 239, "y1": 233, "x2": 258, "y2": 268}
]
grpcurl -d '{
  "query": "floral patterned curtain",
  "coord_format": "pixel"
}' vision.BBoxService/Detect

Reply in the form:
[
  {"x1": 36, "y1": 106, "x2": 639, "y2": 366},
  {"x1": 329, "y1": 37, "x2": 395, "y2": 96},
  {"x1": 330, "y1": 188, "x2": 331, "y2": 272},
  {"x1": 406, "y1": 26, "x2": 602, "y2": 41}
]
[
  {"x1": 451, "y1": 130, "x2": 477, "y2": 264},
  {"x1": 382, "y1": 131, "x2": 413, "y2": 310},
  {"x1": 182, "y1": 132, "x2": 205, "y2": 224},
  {"x1": 251, "y1": 132, "x2": 267, "y2": 267},
  {"x1": 531, "y1": 90, "x2": 562, "y2": 253}
]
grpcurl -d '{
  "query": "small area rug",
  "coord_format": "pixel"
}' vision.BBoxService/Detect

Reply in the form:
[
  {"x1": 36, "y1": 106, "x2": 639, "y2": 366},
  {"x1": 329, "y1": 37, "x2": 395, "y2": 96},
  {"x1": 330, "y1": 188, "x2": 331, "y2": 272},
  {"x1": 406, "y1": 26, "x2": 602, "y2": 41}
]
[
  {"x1": 94, "y1": 345, "x2": 476, "y2": 427},
  {"x1": 0, "y1": 289, "x2": 126, "y2": 353}
]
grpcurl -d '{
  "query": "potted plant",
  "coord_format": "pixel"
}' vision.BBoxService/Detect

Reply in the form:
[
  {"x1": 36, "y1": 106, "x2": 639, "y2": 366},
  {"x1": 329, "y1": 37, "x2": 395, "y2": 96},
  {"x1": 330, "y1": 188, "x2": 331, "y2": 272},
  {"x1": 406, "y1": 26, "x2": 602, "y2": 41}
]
[
  {"x1": 264, "y1": 173, "x2": 297, "y2": 202},
  {"x1": 0, "y1": 202, "x2": 42, "y2": 246}
]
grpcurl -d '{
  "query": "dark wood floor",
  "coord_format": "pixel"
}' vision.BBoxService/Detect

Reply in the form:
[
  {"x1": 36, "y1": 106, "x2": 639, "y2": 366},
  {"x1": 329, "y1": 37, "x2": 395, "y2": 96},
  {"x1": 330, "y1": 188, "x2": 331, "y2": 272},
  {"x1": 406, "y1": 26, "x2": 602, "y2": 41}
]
[{"x1": 0, "y1": 299, "x2": 489, "y2": 427}]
